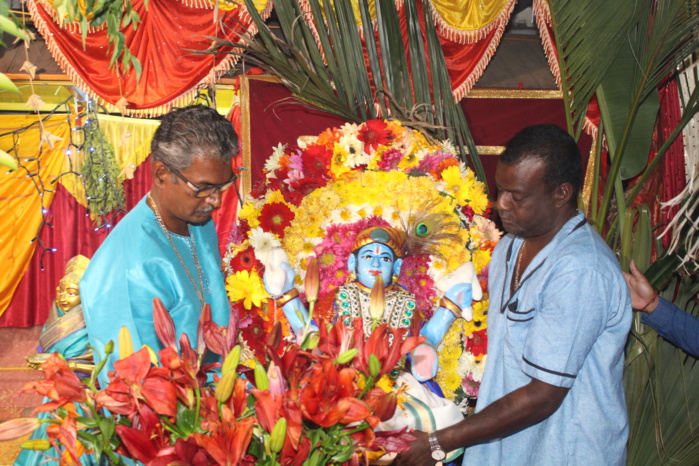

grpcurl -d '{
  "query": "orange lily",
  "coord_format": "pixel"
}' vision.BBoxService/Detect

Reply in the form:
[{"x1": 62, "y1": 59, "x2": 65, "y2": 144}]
[
  {"x1": 299, "y1": 358, "x2": 371, "y2": 427},
  {"x1": 21, "y1": 353, "x2": 87, "y2": 413},
  {"x1": 351, "y1": 318, "x2": 424, "y2": 380},
  {"x1": 192, "y1": 405, "x2": 255, "y2": 466}
]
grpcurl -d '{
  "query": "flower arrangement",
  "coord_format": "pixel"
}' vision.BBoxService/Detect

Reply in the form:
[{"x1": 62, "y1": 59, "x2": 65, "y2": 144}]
[
  {"x1": 1, "y1": 296, "x2": 421, "y2": 465},
  {"x1": 224, "y1": 119, "x2": 501, "y2": 406}
]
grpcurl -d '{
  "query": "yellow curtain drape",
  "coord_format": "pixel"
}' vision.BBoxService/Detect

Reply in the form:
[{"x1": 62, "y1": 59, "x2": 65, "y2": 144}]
[
  {"x1": 430, "y1": 0, "x2": 511, "y2": 31},
  {"x1": 58, "y1": 115, "x2": 160, "y2": 207},
  {"x1": 0, "y1": 114, "x2": 71, "y2": 318}
]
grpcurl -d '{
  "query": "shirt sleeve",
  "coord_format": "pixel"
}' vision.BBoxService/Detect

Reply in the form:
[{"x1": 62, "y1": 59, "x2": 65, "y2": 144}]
[
  {"x1": 522, "y1": 265, "x2": 625, "y2": 388},
  {"x1": 641, "y1": 297, "x2": 699, "y2": 358}
]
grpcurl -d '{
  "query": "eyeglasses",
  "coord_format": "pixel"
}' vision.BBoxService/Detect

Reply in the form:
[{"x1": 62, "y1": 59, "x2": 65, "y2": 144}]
[{"x1": 162, "y1": 160, "x2": 237, "y2": 198}]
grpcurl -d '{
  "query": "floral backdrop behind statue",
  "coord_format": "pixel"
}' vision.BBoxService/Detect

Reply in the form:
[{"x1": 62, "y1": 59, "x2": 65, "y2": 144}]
[{"x1": 224, "y1": 119, "x2": 501, "y2": 407}]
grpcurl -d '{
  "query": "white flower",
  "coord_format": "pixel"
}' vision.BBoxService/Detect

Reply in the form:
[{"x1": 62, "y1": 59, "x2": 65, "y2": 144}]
[
  {"x1": 264, "y1": 143, "x2": 287, "y2": 174},
  {"x1": 249, "y1": 227, "x2": 281, "y2": 263},
  {"x1": 458, "y1": 352, "x2": 486, "y2": 382},
  {"x1": 328, "y1": 205, "x2": 362, "y2": 224},
  {"x1": 339, "y1": 134, "x2": 367, "y2": 167},
  {"x1": 439, "y1": 139, "x2": 457, "y2": 155}
]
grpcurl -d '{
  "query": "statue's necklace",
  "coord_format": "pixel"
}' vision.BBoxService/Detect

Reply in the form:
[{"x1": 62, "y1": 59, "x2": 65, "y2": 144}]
[
  {"x1": 147, "y1": 193, "x2": 206, "y2": 307},
  {"x1": 513, "y1": 240, "x2": 527, "y2": 290}
]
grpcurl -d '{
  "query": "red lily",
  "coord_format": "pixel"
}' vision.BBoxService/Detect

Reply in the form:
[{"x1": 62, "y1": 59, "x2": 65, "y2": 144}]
[
  {"x1": 252, "y1": 388, "x2": 305, "y2": 460},
  {"x1": 351, "y1": 319, "x2": 424, "y2": 380},
  {"x1": 318, "y1": 318, "x2": 355, "y2": 361},
  {"x1": 94, "y1": 348, "x2": 177, "y2": 417},
  {"x1": 116, "y1": 404, "x2": 176, "y2": 464},
  {"x1": 298, "y1": 358, "x2": 371, "y2": 427},
  {"x1": 192, "y1": 405, "x2": 254, "y2": 466},
  {"x1": 361, "y1": 386, "x2": 397, "y2": 423},
  {"x1": 21, "y1": 353, "x2": 87, "y2": 412}
]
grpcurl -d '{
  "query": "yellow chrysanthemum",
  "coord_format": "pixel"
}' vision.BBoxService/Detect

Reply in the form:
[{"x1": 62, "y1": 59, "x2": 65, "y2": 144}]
[{"x1": 226, "y1": 270, "x2": 269, "y2": 310}]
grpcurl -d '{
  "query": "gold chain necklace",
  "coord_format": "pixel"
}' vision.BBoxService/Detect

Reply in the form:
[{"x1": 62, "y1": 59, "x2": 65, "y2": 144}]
[
  {"x1": 147, "y1": 193, "x2": 206, "y2": 307},
  {"x1": 513, "y1": 240, "x2": 527, "y2": 290}
]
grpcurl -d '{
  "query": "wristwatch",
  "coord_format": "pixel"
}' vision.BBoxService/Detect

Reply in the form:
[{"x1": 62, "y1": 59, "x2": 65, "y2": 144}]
[{"x1": 428, "y1": 431, "x2": 446, "y2": 462}]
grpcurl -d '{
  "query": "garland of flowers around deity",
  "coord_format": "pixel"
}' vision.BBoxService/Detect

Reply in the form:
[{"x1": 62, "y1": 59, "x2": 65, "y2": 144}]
[{"x1": 223, "y1": 119, "x2": 501, "y2": 406}]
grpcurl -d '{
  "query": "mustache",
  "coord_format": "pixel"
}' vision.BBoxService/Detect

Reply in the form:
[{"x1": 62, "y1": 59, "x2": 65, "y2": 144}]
[{"x1": 196, "y1": 206, "x2": 215, "y2": 214}]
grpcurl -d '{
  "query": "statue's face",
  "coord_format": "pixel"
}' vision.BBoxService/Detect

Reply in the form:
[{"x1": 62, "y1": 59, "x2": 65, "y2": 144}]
[
  {"x1": 353, "y1": 243, "x2": 402, "y2": 289},
  {"x1": 56, "y1": 279, "x2": 81, "y2": 312}
]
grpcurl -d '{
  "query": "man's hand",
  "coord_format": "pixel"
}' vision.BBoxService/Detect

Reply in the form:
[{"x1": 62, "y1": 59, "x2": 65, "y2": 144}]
[
  {"x1": 391, "y1": 430, "x2": 431, "y2": 466},
  {"x1": 623, "y1": 260, "x2": 658, "y2": 313}
]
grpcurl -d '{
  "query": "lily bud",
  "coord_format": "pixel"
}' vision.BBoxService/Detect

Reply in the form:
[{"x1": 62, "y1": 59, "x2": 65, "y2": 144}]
[
  {"x1": 103, "y1": 340, "x2": 114, "y2": 355},
  {"x1": 270, "y1": 417, "x2": 287, "y2": 453},
  {"x1": 254, "y1": 362, "x2": 269, "y2": 390},
  {"x1": 334, "y1": 348, "x2": 359, "y2": 365},
  {"x1": 20, "y1": 438, "x2": 51, "y2": 450},
  {"x1": 369, "y1": 353, "x2": 382, "y2": 378},
  {"x1": 118, "y1": 326, "x2": 134, "y2": 359},
  {"x1": 0, "y1": 418, "x2": 40, "y2": 441},
  {"x1": 153, "y1": 297, "x2": 177, "y2": 349},
  {"x1": 143, "y1": 345, "x2": 158, "y2": 365},
  {"x1": 369, "y1": 275, "x2": 385, "y2": 323},
  {"x1": 302, "y1": 332, "x2": 320, "y2": 351},
  {"x1": 305, "y1": 257, "x2": 320, "y2": 304},
  {"x1": 222, "y1": 345, "x2": 241, "y2": 374},
  {"x1": 215, "y1": 371, "x2": 237, "y2": 403}
]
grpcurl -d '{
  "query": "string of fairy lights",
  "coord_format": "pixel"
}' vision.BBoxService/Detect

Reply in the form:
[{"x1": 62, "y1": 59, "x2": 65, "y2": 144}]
[{"x1": 2, "y1": 95, "x2": 126, "y2": 269}]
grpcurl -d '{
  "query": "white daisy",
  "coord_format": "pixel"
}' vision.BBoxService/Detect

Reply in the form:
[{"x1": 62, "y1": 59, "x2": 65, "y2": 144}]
[
  {"x1": 248, "y1": 227, "x2": 281, "y2": 263},
  {"x1": 264, "y1": 143, "x2": 287, "y2": 173}
]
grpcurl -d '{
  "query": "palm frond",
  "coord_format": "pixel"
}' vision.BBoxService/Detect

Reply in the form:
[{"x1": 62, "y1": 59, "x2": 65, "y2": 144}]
[
  {"x1": 548, "y1": 0, "x2": 646, "y2": 138},
  {"x1": 210, "y1": 0, "x2": 487, "y2": 187}
]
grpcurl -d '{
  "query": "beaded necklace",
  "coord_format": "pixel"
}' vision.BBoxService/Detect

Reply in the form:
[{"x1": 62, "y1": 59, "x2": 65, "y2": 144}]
[
  {"x1": 513, "y1": 240, "x2": 527, "y2": 290},
  {"x1": 147, "y1": 193, "x2": 205, "y2": 307}
]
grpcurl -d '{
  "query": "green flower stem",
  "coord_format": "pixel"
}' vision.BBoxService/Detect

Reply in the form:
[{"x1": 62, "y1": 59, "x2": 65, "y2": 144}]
[
  {"x1": 343, "y1": 420, "x2": 370, "y2": 435},
  {"x1": 358, "y1": 375, "x2": 377, "y2": 399}
]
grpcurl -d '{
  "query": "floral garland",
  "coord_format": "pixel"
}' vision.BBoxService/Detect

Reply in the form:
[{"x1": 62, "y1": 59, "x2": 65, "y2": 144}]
[{"x1": 224, "y1": 119, "x2": 501, "y2": 403}]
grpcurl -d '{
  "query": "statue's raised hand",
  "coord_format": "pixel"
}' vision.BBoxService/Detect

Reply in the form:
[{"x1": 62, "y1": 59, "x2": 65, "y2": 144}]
[{"x1": 262, "y1": 248, "x2": 295, "y2": 297}]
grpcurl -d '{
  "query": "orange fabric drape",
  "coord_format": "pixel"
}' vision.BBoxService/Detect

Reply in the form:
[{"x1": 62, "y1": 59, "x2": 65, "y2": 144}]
[
  {"x1": 27, "y1": 0, "x2": 270, "y2": 116},
  {"x1": 0, "y1": 115, "x2": 71, "y2": 318}
]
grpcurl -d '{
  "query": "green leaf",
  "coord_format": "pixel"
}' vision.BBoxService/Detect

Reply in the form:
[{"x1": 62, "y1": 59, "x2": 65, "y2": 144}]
[
  {"x1": 0, "y1": 148, "x2": 17, "y2": 171},
  {"x1": 0, "y1": 73, "x2": 20, "y2": 95},
  {"x1": 0, "y1": 15, "x2": 28, "y2": 41}
]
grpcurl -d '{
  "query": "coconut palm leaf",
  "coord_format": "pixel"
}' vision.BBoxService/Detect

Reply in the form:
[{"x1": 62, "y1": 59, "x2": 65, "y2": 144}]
[
  {"x1": 625, "y1": 274, "x2": 699, "y2": 465},
  {"x1": 211, "y1": 0, "x2": 487, "y2": 186},
  {"x1": 547, "y1": 0, "x2": 646, "y2": 139}
]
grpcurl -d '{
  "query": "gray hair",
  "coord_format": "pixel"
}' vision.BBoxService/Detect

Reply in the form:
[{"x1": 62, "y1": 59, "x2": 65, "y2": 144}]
[{"x1": 151, "y1": 105, "x2": 239, "y2": 171}]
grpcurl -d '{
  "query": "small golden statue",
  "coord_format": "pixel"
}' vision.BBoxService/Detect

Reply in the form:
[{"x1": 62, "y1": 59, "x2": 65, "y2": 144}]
[{"x1": 26, "y1": 255, "x2": 94, "y2": 373}]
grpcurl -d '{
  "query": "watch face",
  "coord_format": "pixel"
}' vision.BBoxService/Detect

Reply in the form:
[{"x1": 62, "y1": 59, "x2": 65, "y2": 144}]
[{"x1": 431, "y1": 449, "x2": 446, "y2": 461}]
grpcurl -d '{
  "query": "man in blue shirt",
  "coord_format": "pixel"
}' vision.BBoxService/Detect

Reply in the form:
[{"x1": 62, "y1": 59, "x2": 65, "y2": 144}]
[
  {"x1": 625, "y1": 259, "x2": 699, "y2": 358},
  {"x1": 394, "y1": 124, "x2": 631, "y2": 465},
  {"x1": 81, "y1": 105, "x2": 238, "y2": 384}
]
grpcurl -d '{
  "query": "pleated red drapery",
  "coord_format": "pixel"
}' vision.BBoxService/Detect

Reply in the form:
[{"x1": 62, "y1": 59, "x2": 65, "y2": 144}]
[{"x1": 27, "y1": 0, "x2": 266, "y2": 115}]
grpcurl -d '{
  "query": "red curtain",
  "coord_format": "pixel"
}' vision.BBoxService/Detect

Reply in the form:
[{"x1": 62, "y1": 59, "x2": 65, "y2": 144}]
[{"x1": 27, "y1": 0, "x2": 263, "y2": 115}]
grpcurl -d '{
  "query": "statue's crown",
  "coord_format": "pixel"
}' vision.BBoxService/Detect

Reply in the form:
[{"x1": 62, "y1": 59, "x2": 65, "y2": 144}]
[
  {"x1": 352, "y1": 227, "x2": 407, "y2": 257},
  {"x1": 64, "y1": 255, "x2": 90, "y2": 277}
]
